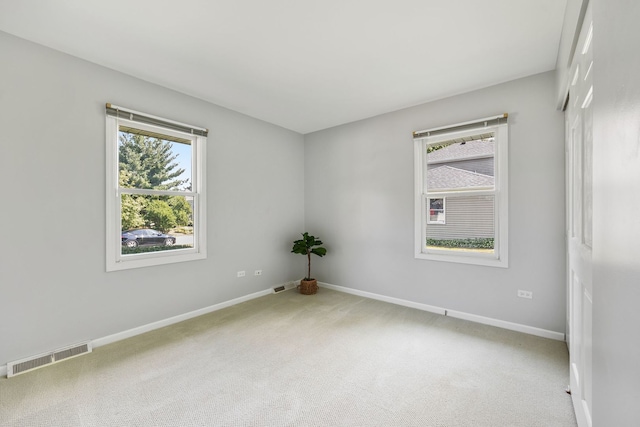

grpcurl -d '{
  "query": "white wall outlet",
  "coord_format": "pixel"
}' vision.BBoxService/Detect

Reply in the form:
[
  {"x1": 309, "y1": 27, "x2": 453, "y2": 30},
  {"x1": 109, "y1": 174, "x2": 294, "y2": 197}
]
[
  {"x1": 237, "y1": 271, "x2": 246, "y2": 277},
  {"x1": 254, "y1": 270, "x2": 262, "y2": 276},
  {"x1": 517, "y1": 290, "x2": 533, "y2": 299}
]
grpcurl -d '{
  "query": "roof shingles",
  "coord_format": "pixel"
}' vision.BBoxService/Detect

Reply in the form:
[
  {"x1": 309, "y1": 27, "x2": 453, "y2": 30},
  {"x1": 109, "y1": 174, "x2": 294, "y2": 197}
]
[
  {"x1": 427, "y1": 165, "x2": 494, "y2": 190},
  {"x1": 428, "y1": 139, "x2": 494, "y2": 163}
]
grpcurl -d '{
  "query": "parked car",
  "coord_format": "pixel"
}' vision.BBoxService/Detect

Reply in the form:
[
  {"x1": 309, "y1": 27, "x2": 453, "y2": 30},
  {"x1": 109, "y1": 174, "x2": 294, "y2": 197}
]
[{"x1": 121, "y1": 229, "x2": 176, "y2": 248}]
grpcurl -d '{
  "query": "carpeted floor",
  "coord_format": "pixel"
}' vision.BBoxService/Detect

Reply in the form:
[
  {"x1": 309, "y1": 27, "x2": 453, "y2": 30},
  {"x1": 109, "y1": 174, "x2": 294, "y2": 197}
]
[{"x1": 0, "y1": 288, "x2": 577, "y2": 426}]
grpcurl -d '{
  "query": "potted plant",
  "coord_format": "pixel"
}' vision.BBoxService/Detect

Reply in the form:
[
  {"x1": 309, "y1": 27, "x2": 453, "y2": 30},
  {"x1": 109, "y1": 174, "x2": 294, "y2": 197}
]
[{"x1": 291, "y1": 232, "x2": 327, "y2": 294}]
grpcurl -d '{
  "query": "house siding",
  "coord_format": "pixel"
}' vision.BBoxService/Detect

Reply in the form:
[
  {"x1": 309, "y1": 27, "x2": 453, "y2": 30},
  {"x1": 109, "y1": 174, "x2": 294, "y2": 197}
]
[{"x1": 426, "y1": 195, "x2": 494, "y2": 240}]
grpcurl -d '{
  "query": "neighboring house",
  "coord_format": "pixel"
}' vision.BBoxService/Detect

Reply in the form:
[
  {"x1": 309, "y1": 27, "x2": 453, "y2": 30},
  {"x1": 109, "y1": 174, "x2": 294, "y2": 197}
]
[
  {"x1": 426, "y1": 139, "x2": 495, "y2": 242},
  {"x1": 427, "y1": 137, "x2": 494, "y2": 176}
]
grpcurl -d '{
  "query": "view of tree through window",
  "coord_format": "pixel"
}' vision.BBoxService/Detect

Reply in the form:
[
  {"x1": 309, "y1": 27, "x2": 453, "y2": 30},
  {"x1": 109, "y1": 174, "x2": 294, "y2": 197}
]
[
  {"x1": 106, "y1": 105, "x2": 207, "y2": 271},
  {"x1": 118, "y1": 130, "x2": 194, "y2": 255}
]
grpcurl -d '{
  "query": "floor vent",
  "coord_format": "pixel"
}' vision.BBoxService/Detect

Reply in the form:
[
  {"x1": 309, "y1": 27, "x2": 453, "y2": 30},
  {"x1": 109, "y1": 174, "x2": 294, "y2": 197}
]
[
  {"x1": 53, "y1": 343, "x2": 90, "y2": 362},
  {"x1": 10, "y1": 355, "x2": 53, "y2": 376},
  {"x1": 7, "y1": 342, "x2": 92, "y2": 378},
  {"x1": 273, "y1": 282, "x2": 297, "y2": 294}
]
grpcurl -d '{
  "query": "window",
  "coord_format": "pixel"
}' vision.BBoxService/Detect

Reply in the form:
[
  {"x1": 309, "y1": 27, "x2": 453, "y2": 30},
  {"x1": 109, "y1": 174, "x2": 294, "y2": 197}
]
[
  {"x1": 106, "y1": 104, "x2": 207, "y2": 271},
  {"x1": 427, "y1": 198, "x2": 446, "y2": 224},
  {"x1": 413, "y1": 114, "x2": 508, "y2": 267}
]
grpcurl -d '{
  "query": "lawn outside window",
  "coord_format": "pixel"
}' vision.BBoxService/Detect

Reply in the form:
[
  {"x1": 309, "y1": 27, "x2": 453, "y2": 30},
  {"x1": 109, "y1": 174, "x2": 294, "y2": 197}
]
[
  {"x1": 413, "y1": 115, "x2": 508, "y2": 268},
  {"x1": 105, "y1": 105, "x2": 207, "y2": 271}
]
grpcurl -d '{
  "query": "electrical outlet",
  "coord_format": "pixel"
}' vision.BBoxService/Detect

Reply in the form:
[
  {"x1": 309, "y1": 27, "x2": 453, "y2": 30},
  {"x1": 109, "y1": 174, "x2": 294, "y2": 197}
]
[
  {"x1": 517, "y1": 290, "x2": 533, "y2": 299},
  {"x1": 237, "y1": 271, "x2": 245, "y2": 277},
  {"x1": 254, "y1": 270, "x2": 262, "y2": 276}
]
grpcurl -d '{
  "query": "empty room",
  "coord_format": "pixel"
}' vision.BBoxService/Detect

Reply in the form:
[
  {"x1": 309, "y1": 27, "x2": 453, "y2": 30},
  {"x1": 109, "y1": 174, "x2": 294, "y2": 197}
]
[{"x1": 0, "y1": 1, "x2": 638, "y2": 426}]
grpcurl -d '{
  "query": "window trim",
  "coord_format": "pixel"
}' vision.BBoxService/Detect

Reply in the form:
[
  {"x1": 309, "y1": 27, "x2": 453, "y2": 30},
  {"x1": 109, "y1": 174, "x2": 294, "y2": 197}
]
[
  {"x1": 105, "y1": 113, "x2": 207, "y2": 272},
  {"x1": 414, "y1": 122, "x2": 508, "y2": 268}
]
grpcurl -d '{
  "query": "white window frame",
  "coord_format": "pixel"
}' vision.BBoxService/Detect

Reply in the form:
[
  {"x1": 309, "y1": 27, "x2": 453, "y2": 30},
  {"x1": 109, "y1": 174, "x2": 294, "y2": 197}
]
[
  {"x1": 414, "y1": 120, "x2": 508, "y2": 268},
  {"x1": 427, "y1": 197, "x2": 446, "y2": 224},
  {"x1": 106, "y1": 109, "x2": 207, "y2": 272}
]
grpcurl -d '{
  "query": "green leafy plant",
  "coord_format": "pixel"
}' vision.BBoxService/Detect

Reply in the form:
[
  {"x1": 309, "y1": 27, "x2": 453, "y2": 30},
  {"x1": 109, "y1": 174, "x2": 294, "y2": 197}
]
[
  {"x1": 426, "y1": 238, "x2": 494, "y2": 249},
  {"x1": 291, "y1": 232, "x2": 327, "y2": 281},
  {"x1": 145, "y1": 199, "x2": 177, "y2": 233}
]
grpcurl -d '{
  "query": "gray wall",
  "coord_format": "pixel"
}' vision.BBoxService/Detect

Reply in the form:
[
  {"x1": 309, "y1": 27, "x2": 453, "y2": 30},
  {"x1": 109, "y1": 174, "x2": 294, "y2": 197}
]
[
  {"x1": 592, "y1": 0, "x2": 640, "y2": 424},
  {"x1": 304, "y1": 71, "x2": 566, "y2": 333},
  {"x1": 0, "y1": 32, "x2": 305, "y2": 366}
]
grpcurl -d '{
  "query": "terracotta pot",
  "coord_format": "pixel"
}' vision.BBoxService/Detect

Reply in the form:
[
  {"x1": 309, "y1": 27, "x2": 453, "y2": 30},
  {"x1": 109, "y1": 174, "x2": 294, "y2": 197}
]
[{"x1": 298, "y1": 279, "x2": 318, "y2": 295}]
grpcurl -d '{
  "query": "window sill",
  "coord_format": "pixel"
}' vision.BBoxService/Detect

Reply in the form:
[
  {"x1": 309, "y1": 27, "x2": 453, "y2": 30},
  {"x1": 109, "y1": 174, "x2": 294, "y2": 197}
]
[
  {"x1": 415, "y1": 250, "x2": 508, "y2": 268},
  {"x1": 106, "y1": 250, "x2": 206, "y2": 272}
]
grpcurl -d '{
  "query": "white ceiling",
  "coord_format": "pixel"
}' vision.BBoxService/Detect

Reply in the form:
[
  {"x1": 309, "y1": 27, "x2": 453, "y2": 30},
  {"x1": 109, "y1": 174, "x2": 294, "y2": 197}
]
[{"x1": 0, "y1": 0, "x2": 567, "y2": 134}]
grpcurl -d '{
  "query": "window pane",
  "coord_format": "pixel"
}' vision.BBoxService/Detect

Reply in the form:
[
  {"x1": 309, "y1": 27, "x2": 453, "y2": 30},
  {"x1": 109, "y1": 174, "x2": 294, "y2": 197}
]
[
  {"x1": 118, "y1": 128, "x2": 192, "y2": 192},
  {"x1": 426, "y1": 194, "x2": 495, "y2": 251},
  {"x1": 427, "y1": 134, "x2": 494, "y2": 192},
  {"x1": 428, "y1": 198, "x2": 445, "y2": 224},
  {"x1": 120, "y1": 194, "x2": 194, "y2": 256}
]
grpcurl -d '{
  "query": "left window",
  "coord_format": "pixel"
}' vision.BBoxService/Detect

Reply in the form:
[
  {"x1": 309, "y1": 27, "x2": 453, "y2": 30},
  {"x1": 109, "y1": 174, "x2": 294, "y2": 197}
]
[{"x1": 105, "y1": 104, "x2": 207, "y2": 271}]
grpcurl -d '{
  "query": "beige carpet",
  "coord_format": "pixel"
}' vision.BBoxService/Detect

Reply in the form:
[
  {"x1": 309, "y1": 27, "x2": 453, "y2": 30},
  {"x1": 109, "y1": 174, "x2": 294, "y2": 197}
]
[{"x1": 0, "y1": 288, "x2": 576, "y2": 426}]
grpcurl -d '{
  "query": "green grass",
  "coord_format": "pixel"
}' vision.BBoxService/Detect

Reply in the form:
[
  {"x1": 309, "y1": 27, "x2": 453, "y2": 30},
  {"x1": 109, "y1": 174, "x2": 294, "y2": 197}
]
[{"x1": 122, "y1": 244, "x2": 193, "y2": 255}]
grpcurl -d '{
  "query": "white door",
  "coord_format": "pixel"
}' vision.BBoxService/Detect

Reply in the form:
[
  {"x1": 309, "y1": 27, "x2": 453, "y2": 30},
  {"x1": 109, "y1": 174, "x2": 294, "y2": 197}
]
[{"x1": 566, "y1": 5, "x2": 593, "y2": 427}]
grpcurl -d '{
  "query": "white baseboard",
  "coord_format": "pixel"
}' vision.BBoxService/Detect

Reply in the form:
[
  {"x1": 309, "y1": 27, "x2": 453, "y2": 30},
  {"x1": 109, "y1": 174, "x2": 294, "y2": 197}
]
[
  {"x1": 445, "y1": 309, "x2": 565, "y2": 340},
  {"x1": 318, "y1": 282, "x2": 565, "y2": 341},
  {"x1": 92, "y1": 288, "x2": 273, "y2": 348},
  {"x1": 3, "y1": 281, "x2": 563, "y2": 378},
  {"x1": 3, "y1": 286, "x2": 287, "y2": 378},
  {"x1": 319, "y1": 282, "x2": 447, "y2": 316},
  {"x1": 273, "y1": 281, "x2": 298, "y2": 293}
]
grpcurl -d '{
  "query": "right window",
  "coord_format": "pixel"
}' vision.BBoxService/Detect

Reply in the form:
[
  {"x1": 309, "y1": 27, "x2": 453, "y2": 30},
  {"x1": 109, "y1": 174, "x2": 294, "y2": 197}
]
[{"x1": 414, "y1": 115, "x2": 508, "y2": 267}]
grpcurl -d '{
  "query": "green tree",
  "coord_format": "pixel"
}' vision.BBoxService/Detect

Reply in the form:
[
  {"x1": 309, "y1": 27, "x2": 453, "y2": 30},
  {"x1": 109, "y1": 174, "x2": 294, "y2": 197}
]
[
  {"x1": 119, "y1": 132, "x2": 192, "y2": 231},
  {"x1": 168, "y1": 196, "x2": 192, "y2": 226},
  {"x1": 145, "y1": 199, "x2": 177, "y2": 232},
  {"x1": 119, "y1": 170, "x2": 146, "y2": 230},
  {"x1": 119, "y1": 132, "x2": 188, "y2": 191},
  {"x1": 121, "y1": 195, "x2": 146, "y2": 230}
]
